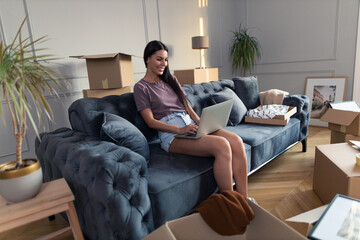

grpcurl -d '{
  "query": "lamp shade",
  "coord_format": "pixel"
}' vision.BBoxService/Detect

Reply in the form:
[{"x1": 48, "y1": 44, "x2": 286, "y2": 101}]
[{"x1": 192, "y1": 36, "x2": 209, "y2": 49}]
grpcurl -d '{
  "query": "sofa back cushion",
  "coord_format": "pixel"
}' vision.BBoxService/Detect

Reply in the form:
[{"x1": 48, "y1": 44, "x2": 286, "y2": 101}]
[
  {"x1": 182, "y1": 80, "x2": 235, "y2": 116},
  {"x1": 100, "y1": 112, "x2": 150, "y2": 160},
  {"x1": 210, "y1": 88, "x2": 247, "y2": 125},
  {"x1": 233, "y1": 76, "x2": 260, "y2": 110},
  {"x1": 68, "y1": 93, "x2": 158, "y2": 142}
]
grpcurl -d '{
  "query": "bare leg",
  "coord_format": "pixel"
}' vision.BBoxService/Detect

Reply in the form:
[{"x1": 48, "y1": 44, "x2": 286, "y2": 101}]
[
  {"x1": 169, "y1": 135, "x2": 233, "y2": 191},
  {"x1": 211, "y1": 129, "x2": 248, "y2": 196}
]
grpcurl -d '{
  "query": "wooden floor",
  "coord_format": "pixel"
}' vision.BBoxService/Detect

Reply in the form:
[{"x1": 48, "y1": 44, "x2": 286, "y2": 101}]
[
  {"x1": 0, "y1": 126, "x2": 330, "y2": 239},
  {"x1": 248, "y1": 126, "x2": 329, "y2": 232}
]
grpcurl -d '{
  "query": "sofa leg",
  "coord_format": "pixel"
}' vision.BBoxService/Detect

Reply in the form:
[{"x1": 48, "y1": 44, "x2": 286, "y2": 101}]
[{"x1": 301, "y1": 138, "x2": 307, "y2": 152}]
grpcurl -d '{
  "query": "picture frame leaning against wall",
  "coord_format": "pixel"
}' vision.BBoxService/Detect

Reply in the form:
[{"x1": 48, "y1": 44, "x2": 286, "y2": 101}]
[{"x1": 305, "y1": 76, "x2": 347, "y2": 127}]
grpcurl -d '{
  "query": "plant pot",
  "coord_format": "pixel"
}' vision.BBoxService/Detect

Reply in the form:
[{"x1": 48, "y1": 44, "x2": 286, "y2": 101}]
[{"x1": 0, "y1": 159, "x2": 43, "y2": 203}]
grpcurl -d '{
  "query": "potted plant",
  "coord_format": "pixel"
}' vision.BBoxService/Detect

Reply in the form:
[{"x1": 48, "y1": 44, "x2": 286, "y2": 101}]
[
  {"x1": 230, "y1": 24, "x2": 261, "y2": 76},
  {"x1": 0, "y1": 19, "x2": 67, "y2": 202}
]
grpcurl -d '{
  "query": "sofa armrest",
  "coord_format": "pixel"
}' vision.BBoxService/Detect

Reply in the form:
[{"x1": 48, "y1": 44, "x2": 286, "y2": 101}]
[
  {"x1": 35, "y1": 128, "x2": 152, "y2": 240},
  {"x1": 283, "y1": 94, "x2": 310, "y2": 141}
]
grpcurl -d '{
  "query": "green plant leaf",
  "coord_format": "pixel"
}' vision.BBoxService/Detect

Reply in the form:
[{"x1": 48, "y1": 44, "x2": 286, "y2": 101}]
[{"x1": 229, "y1": 24, "x2": 261, "y2": 76}]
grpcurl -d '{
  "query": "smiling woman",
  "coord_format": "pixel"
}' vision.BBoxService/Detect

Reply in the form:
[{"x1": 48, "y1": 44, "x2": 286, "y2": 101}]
[{"x1": 133, "y1": 40, "x2": 249, "y2": 196}]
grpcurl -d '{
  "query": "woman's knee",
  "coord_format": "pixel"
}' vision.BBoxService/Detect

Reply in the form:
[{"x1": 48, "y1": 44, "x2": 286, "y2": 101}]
[
  {"x1": 212, "y1": 137, "x2": 232, "y2": 158},
  {"x1": 230, "y1": 132, "x2": 243, "y2": 144}
]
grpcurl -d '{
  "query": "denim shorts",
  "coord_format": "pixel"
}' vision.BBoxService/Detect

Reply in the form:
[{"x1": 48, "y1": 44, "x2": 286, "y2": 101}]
[{"x1": 158, "y1": 112, "x2": 195, "y2": 152}]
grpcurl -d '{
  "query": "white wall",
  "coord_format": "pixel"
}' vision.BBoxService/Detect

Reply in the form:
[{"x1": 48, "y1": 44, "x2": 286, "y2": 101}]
[
  {"x1": 0, "y1": 0, "x2": 358, "y2": 164},
  {"x1": 247, "y1": 0, "x2": 359, "y2": 100}
]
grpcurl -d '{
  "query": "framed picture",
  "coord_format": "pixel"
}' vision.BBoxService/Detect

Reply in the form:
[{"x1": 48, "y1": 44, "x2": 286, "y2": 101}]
[
  {"x1": 308, "y1": 194, "x2": 360, "y2": 240},
  {"x1": 305, "y1": 77, "x2": 347, "y2": 126}
]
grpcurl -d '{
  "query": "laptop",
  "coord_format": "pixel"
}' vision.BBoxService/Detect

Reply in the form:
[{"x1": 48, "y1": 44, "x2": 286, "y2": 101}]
[{"x1": 175, "y1": 99, "x2": 234, "y2": 139}]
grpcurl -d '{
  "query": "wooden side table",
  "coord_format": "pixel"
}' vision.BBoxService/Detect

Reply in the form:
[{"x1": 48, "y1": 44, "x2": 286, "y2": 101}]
[{"x1": 0, "y1": 178, "x2": 84, "y2": 240}]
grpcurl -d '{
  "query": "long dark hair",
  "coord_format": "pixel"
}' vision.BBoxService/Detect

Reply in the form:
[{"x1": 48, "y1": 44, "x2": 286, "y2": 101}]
[{"x1": 143, "y1": 40, "x2": 187, "y2": 107}]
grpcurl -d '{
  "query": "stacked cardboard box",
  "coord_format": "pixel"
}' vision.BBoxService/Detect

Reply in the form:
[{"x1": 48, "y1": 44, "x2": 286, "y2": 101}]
[
  {"x1": 71, "y1": 53, "x2": 134, "y2": 98},
  {"x1": 82, "y1": 87, "x2": 132, "y2": 98},
  {"x1": 174, "y1": 68, "x2": 218, "y2": 85},
  {"x1": 320, "y1": 101, "x2": 360, "y2": 143},
  {"x1": 313, "y1": 143, "x2": 360, "y2": 204}
]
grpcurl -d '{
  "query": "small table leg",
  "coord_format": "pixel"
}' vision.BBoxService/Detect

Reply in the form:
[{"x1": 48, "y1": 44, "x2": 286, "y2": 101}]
[{"x1": 66, "y1": 202, "x2": 84, "y2": 240}]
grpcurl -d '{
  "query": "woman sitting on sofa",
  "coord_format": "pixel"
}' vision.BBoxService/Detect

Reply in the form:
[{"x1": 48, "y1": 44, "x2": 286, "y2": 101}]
[{"x1": 134, "y1": 40, "x2": 248, "y2": 196}]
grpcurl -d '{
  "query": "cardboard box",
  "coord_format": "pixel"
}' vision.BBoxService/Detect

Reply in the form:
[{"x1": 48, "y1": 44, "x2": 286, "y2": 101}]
[
  {"x1": 71, "y1": 53, "x2": 135, "y2": 89},
  {"x1": 244, "y1": 106, "x2": 297, "y2": 126},
  {"x1": 345, "y1": 133, "x2": 360, "y2": 143},
  {"x1": 142, "y1": 200, "x2": 306, "y2": 240},
  {"x1": 174, "y1": 68, "x2": 218, "y2": 85},
  {"x1": 320, "y1": 101, "x2": 360, "y2": 136},
  {"x1": 83, "y1": 86, "x2": 132, "y2": 98},
  {"x1": 330, "y1": 131, "x2": 360, "y2": 144},
  {"x1": 285, "y1": 205, "x2": 328, "y2": 237},
  {"x1": 330, "y1": 130, "x2": 346, "y2": 144},
  {"x1": 313, "y1": 143, "x2": 360, "y2": 204}
]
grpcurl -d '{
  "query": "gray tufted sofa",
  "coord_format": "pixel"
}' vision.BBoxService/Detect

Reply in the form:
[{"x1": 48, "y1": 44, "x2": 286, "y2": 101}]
[{"x1": 35, "y1": 76, "x2": 309, "y2": 240}]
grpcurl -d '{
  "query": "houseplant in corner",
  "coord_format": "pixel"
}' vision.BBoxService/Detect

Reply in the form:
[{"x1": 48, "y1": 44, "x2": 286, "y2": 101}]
[
  {"x1": 0, "y1": 19, "x2": 67, "y2": 202},
  {"x1": 230, "y1": 24, "x2": 261, "y2": 76}
]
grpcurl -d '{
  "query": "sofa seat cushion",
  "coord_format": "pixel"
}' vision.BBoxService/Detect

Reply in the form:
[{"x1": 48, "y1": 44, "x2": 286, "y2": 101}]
[
  {"x1": 225, "y1": 118, "x2": 300, "y2": 172},
  {"x1": 146, "y1": 142, "x2": 251, "y2": 228}
]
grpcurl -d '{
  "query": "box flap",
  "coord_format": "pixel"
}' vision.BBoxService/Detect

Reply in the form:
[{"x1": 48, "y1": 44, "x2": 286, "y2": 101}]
[
  {"x1": 320, "y1": 108, "x2": 359, "y2": 126},
  {"x1": 70, "y1": 53, "x2": 120, "y2": 59},
  {"x1": 70, "y1": 52, "x2": 136, "y2": 59},
  {"x1": 142, "y1": 222, "x2": 177, "y2": 240},
  {"x1": 286, "y1": 205, "x2": 328, "y2": 224},
  {"x1": 330, "y1": 101, "x2": 360, "y2": 112},
  {"x1": 166, "y1": 213, "x2": 246, "y2": 240},
  {"x1": 246, "y1": 201, "x2": 307, "y2": 240}
]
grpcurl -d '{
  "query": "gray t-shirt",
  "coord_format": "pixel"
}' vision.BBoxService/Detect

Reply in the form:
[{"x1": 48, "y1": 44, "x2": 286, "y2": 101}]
[{"x1": 133, "y1": 78, "x2": 186, "y2": 120}]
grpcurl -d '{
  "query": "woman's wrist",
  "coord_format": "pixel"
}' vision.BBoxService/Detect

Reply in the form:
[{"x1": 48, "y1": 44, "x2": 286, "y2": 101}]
[{"x1": 175, "y1": 126, "x2": 181, "y2": 134}]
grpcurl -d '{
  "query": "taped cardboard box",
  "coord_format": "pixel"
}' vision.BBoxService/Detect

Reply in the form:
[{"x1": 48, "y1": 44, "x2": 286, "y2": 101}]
[
  {"x1": 313, "y1": 143, "x2": 360, "y2": 204},
  {"x1": 174, "y1": 68, "x2": 218, "y2": 85},
  {"x1": 285, "y1": 205, "x2": 328, "y2": 237},
  {"x1": 83, "y1": 86, "x2": 132, "y2": 98},
  {"x1": 142, "y1": 200, "x2": 306, "y2": 240},
  {"x1": 71, "y1": 53, "x2": 135, "y2": 89},
  {"x1": 244, "y1": 106, "x2": 296, "y2": 126},
  {"x1": 320, "y1": 101, "x2": 360, "y2": 136}
]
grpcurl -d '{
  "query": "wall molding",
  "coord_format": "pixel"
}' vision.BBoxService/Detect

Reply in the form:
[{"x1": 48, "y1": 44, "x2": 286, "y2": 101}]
[
  {"x1": 142, "y1": 0, "x2": 149, "y2": 43},
  {"x1": 156, "y1": 0, "x2": 161, "y2": 41},
  {"x1": 23, "y1": 0, "x2": 36, "y2": 55},
  {"x1": 249, "y1": 0, "x2": 341, "y2": 66},
  {"x1": 334, "y1": 0, "x2": 341, "y2": 59},
  {"x1": 0, "y1": 14, "x2": 6, "y2": 45},
  {"x1": 0, "y1": 138, "x2": 30, "y2": 158},
  {"x1": 257, "y1": 57, "x2": 337, "y2": 66},
  {"x1": 353, "y1": 1, "x2": 360, "y2": 102},
  {"x1": 255, "y1": 69, "x2": 336, "y2": 76}
]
